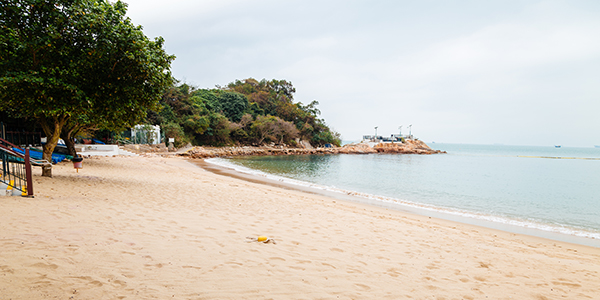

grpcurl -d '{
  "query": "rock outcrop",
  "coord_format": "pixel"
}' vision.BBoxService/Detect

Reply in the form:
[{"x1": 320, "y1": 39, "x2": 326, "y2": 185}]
[
  {"x1": 178, "y1": 140, "x2": 444, "y2": 159},
  {"x1": 336, "y1": 143, "x2": 378, "y2": 154},
  {"x1": 373, "y1": 139, "x2": 445, "y2": 154},
  {"x1": 182, "y1": 146, "x2": 337, "y2": 159}
]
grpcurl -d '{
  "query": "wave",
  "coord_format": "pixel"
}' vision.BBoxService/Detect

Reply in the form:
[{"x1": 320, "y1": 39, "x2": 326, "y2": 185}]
[{"x1": 206, "y1": 158, "x2": 600, "y2": 242}]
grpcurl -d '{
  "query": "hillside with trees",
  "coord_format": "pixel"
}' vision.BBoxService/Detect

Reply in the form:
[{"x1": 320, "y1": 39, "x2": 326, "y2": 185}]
[
  {"x1": 147, "y1": 78, "x2": 341, "y2": 148},
  {"x1": 1, "y1": 1, "x2": 340, "y2": 179}
]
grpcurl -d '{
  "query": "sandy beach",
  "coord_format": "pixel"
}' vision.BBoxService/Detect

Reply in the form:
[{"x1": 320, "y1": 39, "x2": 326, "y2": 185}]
[{"x1": 1, "y1": 155, "x2": 599, "y2": 299}]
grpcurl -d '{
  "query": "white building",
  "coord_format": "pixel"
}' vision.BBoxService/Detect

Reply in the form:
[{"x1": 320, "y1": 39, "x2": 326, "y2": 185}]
[{"x1": 131, "y1": 124, "x2": 161, "y2": 145}]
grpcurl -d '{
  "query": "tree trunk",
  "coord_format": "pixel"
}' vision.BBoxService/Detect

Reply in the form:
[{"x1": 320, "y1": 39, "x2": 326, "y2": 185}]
[
  {"x1": 41, "y1": 134, "x2": 59, "y2": 177},
  {"x1": 63, "y1": 135, "x2": 77, "y2": 157},
  {"x1": 39, "y1": 116, "x2": 68, "y2": 177},
  {"x1": 60, "y1": 125, "x2": 79, "y2": 158}
]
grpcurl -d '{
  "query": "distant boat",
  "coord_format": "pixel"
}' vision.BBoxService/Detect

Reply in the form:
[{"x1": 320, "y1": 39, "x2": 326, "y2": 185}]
[
  {"x1": 555, "y1": 145, "x2": 562, "y2": 148},
  {"x1": 595, "y1": 145, "x2": 600, "y2": 148}
]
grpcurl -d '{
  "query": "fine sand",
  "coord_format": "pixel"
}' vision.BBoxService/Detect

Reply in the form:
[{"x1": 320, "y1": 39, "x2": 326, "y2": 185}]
[{"x1": 1, "y1": 156, "x2": 599, "y2": 299}]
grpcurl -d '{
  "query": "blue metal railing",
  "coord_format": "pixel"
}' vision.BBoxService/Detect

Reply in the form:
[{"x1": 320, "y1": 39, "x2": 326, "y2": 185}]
[{"x1": 0, "y1": 137, "x2": 35, "y2": 197}]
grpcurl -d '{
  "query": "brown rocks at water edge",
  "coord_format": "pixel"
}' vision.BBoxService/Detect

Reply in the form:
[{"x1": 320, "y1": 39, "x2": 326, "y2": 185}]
[{"x1": 179, "y1": 140, "x2": 445, "y2": 159}]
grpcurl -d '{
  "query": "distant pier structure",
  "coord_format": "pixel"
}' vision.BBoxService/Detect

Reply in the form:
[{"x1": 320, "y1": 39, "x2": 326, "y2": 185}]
[
  {"x1": 363, "y1": 125, "x2": 414, "y2": 143},
  {"x1": 362, "y1": 133, "x2": 411, "y2": 143}
]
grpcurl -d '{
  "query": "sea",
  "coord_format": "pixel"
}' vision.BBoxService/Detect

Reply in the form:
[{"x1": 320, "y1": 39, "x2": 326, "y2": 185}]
[{"x1": 206, "y1": 143, "x2": 600, "y2": 247}]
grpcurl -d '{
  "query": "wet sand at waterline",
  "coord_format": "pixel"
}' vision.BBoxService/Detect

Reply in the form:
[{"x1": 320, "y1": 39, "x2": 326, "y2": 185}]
[{"x1": 1, "y1": 156, "x2": 599, "y2": 299}]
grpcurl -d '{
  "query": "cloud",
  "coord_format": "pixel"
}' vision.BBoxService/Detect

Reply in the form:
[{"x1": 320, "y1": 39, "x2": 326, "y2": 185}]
[{"x1": 123, "y1": 0, "x2": 600, "y2": 146}]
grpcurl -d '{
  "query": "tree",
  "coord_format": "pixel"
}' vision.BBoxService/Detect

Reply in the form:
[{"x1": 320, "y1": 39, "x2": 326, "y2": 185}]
[
  {"x1": 226, "y1": 78, "x2": 295, "y2": 117},
  {"x1": 250, "y1": 115, "x2": 298, "y2": 145},
  {"x1": 272, "y1": 117, "x2": 299, "y2": 145},
  {"x1": 215, "y1": 91, "x2": 248, "y2": 123},
  {"x1": 0, "y1": 0, "x2": 174, "y2": 176},
  {"x1": 250, "y1": 115, "x2": 279, "y2": 145},
  {"x1": 225, "y1": 79, "x2": 341, "y2": 146}
]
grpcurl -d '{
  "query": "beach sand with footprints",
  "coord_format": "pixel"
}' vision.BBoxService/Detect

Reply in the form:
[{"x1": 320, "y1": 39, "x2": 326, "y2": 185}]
[{"x1": 1, "y1": 155, "x2": 599, "y2": 299}]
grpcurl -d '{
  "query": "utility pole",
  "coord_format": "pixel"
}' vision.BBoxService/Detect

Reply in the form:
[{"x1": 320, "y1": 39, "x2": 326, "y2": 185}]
[
  {"x1": 408, "y1": 124, "x2": 412, "y2": 138},
  {"x1": 398, "y1": 125, "x2": 402, "y2": 136}
]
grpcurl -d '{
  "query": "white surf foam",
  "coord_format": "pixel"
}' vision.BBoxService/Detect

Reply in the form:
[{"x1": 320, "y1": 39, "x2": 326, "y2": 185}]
[{"x1": 206, "y1": 158, "x2": 600, "y2": 241}]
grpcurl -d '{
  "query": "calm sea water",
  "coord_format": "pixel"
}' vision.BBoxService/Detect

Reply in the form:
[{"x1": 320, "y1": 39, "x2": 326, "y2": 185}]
[{"x1": 209, "y1": 144, "x2": 600, "y2": 246}]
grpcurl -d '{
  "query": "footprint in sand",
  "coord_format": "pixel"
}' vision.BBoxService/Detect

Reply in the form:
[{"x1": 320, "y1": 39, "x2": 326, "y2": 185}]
[
  {"x1": 269, "y1": 257, "x2": 286, "y2": 262},
  {"x1": 112, "y1": 279, "x2": 127, "y2": 288},
  {"x1": 182, "y1": 265, "x2": 202, "y2": 269},
  {"x1": 31, "y1": 262, "x2": 59, "y2": 270},
  {"x1": 295, "y1": 260, "x2": 312, "y2": 264},
  {"x1": 385, "y1": 268, "x2": 401, "y2": 277},
  {"x1": 71, "y1": 276, "x2": 104, "y2": 287},
  {"x1": 552, "y1": 280, "x2": 581, "y2": 288},
  {"x1": 0, "y1": 265, "x2": 15, "y2": 273},
  {"x1": 321, "y1": 262, "x2": 337, "y2": 269}
]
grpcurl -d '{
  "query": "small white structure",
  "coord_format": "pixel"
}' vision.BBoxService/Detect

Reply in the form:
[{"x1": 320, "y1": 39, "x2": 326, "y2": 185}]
[
  {"x1": 75, "y1": 144, "x2": 138, "y2": 156},
  {"x1": 131, "y1": 125, "x2": 161, "y2": 145}
]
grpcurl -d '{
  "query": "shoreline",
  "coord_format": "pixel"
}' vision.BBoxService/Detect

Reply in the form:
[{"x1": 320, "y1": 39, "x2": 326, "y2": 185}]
[
  {"x1": 2, "y1": 155, "x2": 599, "y2": 298},
  {"x1": 196, "y1": 157, "x2": 600, "y2": 248},
  {"x1": 175, "y1": 139, "x2": 445, "y2": 159}
]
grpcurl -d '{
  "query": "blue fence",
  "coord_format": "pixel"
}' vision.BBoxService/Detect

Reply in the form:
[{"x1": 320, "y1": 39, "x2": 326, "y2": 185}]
[{"x1": 0, "y1": 138, "x2": 34, "y2": 197}]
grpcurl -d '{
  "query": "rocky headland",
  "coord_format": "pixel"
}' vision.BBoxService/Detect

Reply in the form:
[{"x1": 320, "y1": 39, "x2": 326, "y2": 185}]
[{"x1": 178, "y1": 139, "x2": 445, "y2": 159}]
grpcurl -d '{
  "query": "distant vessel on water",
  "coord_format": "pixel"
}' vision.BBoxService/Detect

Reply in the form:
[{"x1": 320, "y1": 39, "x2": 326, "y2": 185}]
[
  {"x1": 595, "y1": 145, "x2": 600, "y2": 148},
  {"x1": 555, "y1": 145, "x2": 562, "y2": 148}
]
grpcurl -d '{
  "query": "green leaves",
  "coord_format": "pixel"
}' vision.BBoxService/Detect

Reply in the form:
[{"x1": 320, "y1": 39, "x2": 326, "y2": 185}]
[
  {"x1": 151, "y1": 78, "x2": 340, "y2": 147},
  {"x1": 224, "y1": 78, "x2": 340, "y2": 146},
  {"x1": 1, "y1": 0, "x2": 174, "y2": 172},
  {"x1": 1, "y1": 0, "x2": 174, "y2": 125}
]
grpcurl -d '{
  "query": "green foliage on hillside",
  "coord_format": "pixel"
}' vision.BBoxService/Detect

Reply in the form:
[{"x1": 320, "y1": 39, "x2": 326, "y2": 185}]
[{"x1": 148, "y1": 79, "x2": 341, "y2": 147}]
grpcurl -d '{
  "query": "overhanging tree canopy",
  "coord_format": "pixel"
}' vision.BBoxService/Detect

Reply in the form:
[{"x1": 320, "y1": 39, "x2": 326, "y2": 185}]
[{"x1": 0, "y1": 0, "x2": 174, "y2": 176}]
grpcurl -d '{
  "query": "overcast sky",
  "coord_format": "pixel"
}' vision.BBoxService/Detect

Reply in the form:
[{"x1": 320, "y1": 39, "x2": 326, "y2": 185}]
[{"x1": 124, "y1": 0, "x2": 600, "y2": 147}]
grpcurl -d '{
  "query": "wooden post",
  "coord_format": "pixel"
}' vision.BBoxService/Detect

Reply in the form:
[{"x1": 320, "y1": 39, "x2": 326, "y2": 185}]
[{"x1": 24, "y1": 148, "x2": 34, "y2": 197}]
